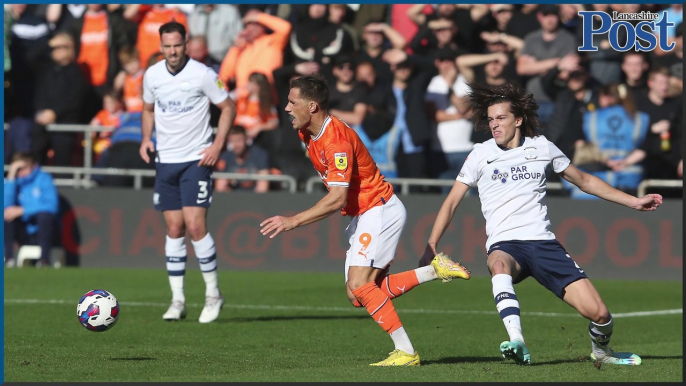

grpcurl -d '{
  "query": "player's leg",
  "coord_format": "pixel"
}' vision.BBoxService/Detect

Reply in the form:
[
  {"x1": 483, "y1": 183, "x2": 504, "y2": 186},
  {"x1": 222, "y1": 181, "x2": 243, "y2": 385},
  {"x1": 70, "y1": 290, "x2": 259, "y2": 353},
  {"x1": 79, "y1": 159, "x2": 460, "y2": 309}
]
[
  {"x1": 345, "y1": 195, "x2": 419, "y2": 366},
  {"x1": 180, "y1": 162, "x2": 222, "y2": 323},
  {"x1": 487, "y1": 244, "x2": 530, "y2": 364},
  {"x1": 155, "y1": 162, "x2": 187, "y2": 320},
  {"x1": 562, "y1": 279, "x2": 641, "y2": 365},
  {"x1": 162, "y1": 209, "x2": 188, "y2": 320}
]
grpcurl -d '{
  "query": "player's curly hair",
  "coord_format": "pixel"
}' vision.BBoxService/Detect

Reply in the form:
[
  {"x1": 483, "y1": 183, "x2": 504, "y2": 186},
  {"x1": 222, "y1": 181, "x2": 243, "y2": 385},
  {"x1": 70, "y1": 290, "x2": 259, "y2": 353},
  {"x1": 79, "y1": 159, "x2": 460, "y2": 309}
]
[{"x1": 467, "y1": 81, "x2": 541, "y2": 138}]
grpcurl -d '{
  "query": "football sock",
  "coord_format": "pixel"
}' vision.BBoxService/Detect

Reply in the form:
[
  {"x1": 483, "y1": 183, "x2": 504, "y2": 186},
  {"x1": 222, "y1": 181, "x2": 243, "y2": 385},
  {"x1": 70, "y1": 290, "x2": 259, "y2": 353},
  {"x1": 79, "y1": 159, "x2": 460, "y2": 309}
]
[
  {"x1": 380, "y1": 269, "x2": 424, "y2": 299},
  {"x1": 352, "y1": 282, "x2": 414, "y2": 353},
  {"x1": 191, "y1": 233, "x2": 220, "y2": 298},
  {"x1": 589, "y1": 316, "x2": 613, "y2": 353},
  {"x1": 492, "y1": 274, "x2": 525, "y2": 343},
  {"x1": 165, "y1": 235, "x2": 186, "y2": 303}
]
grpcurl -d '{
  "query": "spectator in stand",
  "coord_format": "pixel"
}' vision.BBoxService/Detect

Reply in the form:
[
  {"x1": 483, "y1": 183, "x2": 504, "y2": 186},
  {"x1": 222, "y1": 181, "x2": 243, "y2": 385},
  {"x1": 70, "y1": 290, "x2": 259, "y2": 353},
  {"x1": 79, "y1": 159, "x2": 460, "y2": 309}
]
[
  {"x1": 634, "y1": 67, "x2": 683, "y2": 189},
  {"x1": 4, "y1": 152, "x2": 59, "y2": 268},
  {"x1": 32, "y1": 32, "x2": 90, "y2": 167},
  {"x1": 392, "y1": 4, "x2": 432, "y2": 50},
  {"x1": 382, "y1": 48, "x2": 436, "y2": 183},
  {"x1": 328, "y1": 56, "x2": 367, "y2": 127},
  {"x1": 506, "y1": 4, "x2": 540, "y2": 39},
  {"x1": 410, "y1": 16, "x2": 465, "y2": 59},
  {"x1": 476, "y1": 4, "x2": 524, "y2": 56},
  {"x1": 407, "y1": 4, "x2": 488, "y2": 54},
  {"x1": 516, "y1": 4, "x2": 577, "y2": 126},
  {"x1": 356, "y1": 21, "x2": 406, "y2": 87},
  {"x1": 188, "y1": 4, "x2": 243, "y2": 64},
  {"x1": 620, "y1": 52, "x2": 650, "y2": 99},
  {"x1": 425, "y1": 48, "x2": 473, "y2": 185},
  {"x1": 541, "y1": 54, "x2": 601, "y2": 163},
  {"x1": 69, "y1": 4, "x2": 130, "y2": 96},
  {"x1": 287, "y1": 4, "x2": 355, "y2": 71},
  {"x1": 133, "y1": 4, "x2": 188, "y2": 66},
  {"x1": 46, "y1": 3, "x2": 87, "y2": 32},
  {"x1": 219, "y1": 9, "x2": 291, "y2": 93},
  {"x1": 214, "y1": 126, "x2": 270, "y2": 193},
  {"x1": 6, "y1": 3, "x2": 51, "y2": 119},
  {"x1": 146, "y1": 52, "x2": 164, "y2": 69},
  {"x1": 187, "y1": 36, "x2": 220, "y2": 73},
  {"x1": 352, "y1": 59, "x2": 398, "y2": 179},
  {"x1": 565, "y1": 84, "x2": 649, "y2": 199},
  {"x1": 90, "y1": 90, "x2": 125, "y2": 161},
  {"x1": 96, "y1": 111, "x2": 157, "y2": 188},
  {"x1": 234, "y1": 72, "x2": 279, "y2": 154},
  {"x1": 113, "y1": 46, "x2": 144, "y2": 113},
  {"x1": 328, "y1": 4, "x2": 359, "y2": 52},
  {"x1": 653, "y1": 22, "x2": 683, "y2": 97}
]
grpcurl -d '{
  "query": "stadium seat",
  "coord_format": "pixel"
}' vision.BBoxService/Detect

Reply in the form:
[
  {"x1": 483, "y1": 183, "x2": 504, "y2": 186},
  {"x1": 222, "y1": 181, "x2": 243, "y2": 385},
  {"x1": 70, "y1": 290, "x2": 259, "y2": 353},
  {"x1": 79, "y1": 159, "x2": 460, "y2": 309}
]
[{"x1": 16, "y1": 246, "x2": 65, "y2": 268}]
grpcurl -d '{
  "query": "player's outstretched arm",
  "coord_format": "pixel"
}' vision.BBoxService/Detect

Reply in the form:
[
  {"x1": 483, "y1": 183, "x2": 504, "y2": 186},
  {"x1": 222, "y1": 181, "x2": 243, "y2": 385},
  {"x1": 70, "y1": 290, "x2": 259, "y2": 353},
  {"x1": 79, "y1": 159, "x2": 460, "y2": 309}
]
[
  {"x1": 260, "y1": 186, "x2": 348, "y2": 239},
  {"x1": 560, "y1": 164, "x2": 663, "y2": 211},
  {"x1": 139, "y1": 102, "x2": 155, "y2": 163},
  {"x1": 420, "y1": 181, "x2": 470, "y2": 266}
]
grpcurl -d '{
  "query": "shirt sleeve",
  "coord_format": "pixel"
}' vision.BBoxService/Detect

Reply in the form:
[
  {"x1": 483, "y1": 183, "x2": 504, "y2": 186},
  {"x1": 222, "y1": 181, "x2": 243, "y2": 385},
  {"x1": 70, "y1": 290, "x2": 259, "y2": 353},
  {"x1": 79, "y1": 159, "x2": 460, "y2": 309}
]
[
  {"x1": 548, "y1": 140, "x2": 571, "y2": 173},
  {"x1": 202, "y1": 67, "x2": 230, "y2": 105},
  {"x1": 455, "y1": 149, "x2": 479, "y2": 186},
  {"x1": 142, "y1": 69, "x2": 154, "y2": 104},
  {"x1": 324, "y1": 139, "x2": 353, "y2": 188}
]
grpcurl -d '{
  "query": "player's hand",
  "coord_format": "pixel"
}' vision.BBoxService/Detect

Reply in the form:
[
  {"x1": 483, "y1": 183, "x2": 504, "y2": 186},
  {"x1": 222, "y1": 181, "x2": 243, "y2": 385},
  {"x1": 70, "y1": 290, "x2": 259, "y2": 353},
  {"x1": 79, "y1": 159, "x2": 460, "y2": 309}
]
[
  {"x1": 260, "y1": 215, "x2": 296, "y2": 239},
  {"x1": 4, "y1": 206, "x2": 24, "y2": 221},
  {"x1": 632, "y1": 194, "x2": 663, "y2": 211},
  {"x1": 139, "y1": 139, "x2": 155, "y2": 163},
  {"x1": 198, "y1": 144, "x2": 222, "y2": 167},
  {"x1": 418, "y1": 243, "x2": 438, "y2": 267}
]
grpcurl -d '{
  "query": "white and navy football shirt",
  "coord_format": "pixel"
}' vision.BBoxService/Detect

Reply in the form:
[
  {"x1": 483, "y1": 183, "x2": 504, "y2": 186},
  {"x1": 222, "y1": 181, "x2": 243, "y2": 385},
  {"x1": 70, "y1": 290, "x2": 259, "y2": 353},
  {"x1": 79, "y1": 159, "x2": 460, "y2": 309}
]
[
  {"x1": 143, "y1": 58, "x2": 229, "y2": 163},
  {"x1": 456, "y1": 135, "x2": 571, "y2": 250}
]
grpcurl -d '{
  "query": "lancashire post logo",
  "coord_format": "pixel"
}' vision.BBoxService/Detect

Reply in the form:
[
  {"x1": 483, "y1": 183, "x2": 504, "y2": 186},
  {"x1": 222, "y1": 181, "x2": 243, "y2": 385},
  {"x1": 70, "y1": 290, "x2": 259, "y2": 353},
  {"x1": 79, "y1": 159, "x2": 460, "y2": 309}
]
[{"x1": 578, "y1": 10, "x2": 675, "y2": 52}]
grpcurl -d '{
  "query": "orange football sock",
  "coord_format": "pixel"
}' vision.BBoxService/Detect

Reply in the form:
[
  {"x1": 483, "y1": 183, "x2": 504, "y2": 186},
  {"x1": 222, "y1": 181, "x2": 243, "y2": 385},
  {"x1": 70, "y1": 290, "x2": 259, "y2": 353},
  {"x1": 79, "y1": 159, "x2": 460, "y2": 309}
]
[
  {"x1": 380, "y1": 271, "x2": 420, "y2": 299},
  {"x1": 351, "y1": 282, "x2": 403, "y2": 334}
]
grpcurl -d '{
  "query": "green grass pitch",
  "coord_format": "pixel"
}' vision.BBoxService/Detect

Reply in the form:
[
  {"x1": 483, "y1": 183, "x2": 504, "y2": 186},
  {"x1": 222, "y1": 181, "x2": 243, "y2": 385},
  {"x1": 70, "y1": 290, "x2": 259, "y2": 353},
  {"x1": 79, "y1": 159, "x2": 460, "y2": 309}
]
[{"x1": 3, "y1": 268, "x2": 682, "y2": 382}]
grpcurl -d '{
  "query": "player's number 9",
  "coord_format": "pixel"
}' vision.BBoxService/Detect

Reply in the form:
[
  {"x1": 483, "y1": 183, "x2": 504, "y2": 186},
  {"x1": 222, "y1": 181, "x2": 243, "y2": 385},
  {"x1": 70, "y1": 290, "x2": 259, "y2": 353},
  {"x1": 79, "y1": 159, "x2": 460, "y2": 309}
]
[{"x1": 359, "y1": 233, "x2": 372, "y2": 251}]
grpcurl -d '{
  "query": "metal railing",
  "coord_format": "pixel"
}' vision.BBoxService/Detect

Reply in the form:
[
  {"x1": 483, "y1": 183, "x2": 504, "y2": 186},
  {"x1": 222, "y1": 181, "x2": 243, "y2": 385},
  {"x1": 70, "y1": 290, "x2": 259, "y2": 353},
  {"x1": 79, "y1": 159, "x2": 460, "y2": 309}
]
[
  {"x1": 3, "y1": 165, "x2": 299, "y2": 193},
  {"x1": 305, "y1": 176, "x2": 564, "y2": 195},
  {"x1": 638, "y1": 179, "x2": 683, "y2": 197}
]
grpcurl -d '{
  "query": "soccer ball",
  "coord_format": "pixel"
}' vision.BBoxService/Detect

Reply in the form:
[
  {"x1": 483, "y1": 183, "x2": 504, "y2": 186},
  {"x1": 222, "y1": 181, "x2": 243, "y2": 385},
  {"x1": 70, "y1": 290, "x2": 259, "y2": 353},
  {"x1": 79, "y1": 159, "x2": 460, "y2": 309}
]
[{"x1": 77, "y1": 289, "x2": 120, "y2": 332}]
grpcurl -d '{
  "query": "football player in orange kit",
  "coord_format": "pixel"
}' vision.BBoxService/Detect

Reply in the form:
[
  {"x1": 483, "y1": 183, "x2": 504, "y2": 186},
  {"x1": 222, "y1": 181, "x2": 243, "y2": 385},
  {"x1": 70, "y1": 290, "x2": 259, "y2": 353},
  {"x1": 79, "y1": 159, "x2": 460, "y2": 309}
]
[{"x1": 260, "y1": 75, "x2": 471, "y2": 366}]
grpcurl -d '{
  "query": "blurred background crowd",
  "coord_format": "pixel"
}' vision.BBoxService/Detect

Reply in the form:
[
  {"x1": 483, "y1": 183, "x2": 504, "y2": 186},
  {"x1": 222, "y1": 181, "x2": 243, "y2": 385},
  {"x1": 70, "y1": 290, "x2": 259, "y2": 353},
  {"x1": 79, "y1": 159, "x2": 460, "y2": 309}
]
[{"x1": 3, "y1": 3, "x2": 683, "y2": 197}]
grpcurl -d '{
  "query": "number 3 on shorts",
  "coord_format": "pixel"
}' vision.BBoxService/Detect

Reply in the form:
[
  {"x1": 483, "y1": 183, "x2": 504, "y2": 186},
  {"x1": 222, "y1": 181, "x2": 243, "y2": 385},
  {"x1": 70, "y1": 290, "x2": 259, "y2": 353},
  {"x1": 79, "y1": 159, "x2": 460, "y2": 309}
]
[{"x1": 198, "y1": 181, "x2": 209, "y2": 200}]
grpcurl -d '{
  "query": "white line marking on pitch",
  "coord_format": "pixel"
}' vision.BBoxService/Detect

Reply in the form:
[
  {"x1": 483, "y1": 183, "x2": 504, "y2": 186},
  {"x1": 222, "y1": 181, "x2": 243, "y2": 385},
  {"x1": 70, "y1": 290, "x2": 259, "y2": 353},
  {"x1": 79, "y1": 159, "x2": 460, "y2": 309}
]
[{"x1": 4, "y1": 299, "x2": 682, "y2": 318}]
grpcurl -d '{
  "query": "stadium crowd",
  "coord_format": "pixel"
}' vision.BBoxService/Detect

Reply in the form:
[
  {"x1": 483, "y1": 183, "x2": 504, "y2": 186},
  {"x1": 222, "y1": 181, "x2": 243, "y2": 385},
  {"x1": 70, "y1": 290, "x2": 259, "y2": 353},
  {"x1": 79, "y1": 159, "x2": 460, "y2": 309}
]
[{"x1": 3, "y1": 3, "x2": 683, "y2": 197}]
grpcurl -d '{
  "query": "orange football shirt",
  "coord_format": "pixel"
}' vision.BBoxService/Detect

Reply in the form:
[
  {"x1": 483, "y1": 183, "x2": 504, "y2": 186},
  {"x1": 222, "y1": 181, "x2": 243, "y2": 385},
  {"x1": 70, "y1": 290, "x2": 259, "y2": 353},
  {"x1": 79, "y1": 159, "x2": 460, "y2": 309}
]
[{"x1": 299, "y1": 115, "x2": 393, "y2": 217}]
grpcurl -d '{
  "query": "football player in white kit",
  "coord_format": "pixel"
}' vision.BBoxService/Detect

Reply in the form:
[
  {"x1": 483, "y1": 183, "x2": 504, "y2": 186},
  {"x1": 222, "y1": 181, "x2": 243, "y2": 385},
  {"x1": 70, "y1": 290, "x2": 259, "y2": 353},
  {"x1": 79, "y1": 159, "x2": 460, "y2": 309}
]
[
  {"x1": 422, "y1": 82, "x2": 662, "y2": 365},
  {"x1": 140, "y1": 21, "x2": 236, "y2": 323}
]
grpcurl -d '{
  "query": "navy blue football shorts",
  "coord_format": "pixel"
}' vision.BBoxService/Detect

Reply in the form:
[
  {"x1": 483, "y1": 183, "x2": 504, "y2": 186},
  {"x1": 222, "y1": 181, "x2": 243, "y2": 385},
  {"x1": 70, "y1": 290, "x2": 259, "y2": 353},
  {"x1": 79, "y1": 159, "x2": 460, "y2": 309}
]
[
  {"x1": 153, "y1": 160, "x2": 213, "y2": 211},
  {"x1": 487, "y1": 239, "x2": 588, "y2": 299}
]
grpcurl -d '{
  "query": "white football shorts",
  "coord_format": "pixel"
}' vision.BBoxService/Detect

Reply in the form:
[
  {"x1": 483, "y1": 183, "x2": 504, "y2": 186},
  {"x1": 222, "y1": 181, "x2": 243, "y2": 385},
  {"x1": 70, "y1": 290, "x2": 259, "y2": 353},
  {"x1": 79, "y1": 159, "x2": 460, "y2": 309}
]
[{"x1": 344, "y1": 194, "x2": 406, "y2": 283}]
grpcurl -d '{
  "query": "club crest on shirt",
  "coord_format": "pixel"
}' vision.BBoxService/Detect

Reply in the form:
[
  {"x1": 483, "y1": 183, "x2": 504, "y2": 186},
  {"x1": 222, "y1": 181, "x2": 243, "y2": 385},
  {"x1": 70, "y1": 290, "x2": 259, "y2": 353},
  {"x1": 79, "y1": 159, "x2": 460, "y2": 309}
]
[
  {"x1": 180, "y1": 81, "x2": 191, "y2": 92},
  {"x1": 319, "y1": 150, "x2": 327, "y2": 166},
  {"x1": 334, "y1": 152, "x2": 348, "y2": 170},
  {"x1": 524, "y1": 147, "x2": 537, "y2": 160}
]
